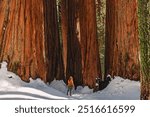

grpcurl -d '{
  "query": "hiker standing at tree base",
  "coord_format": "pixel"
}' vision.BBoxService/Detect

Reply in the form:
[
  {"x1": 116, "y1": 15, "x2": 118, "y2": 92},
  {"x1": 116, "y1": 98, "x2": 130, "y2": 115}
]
[{"x1": 67, "y1": 76, "x2": 74, "y2": 96}]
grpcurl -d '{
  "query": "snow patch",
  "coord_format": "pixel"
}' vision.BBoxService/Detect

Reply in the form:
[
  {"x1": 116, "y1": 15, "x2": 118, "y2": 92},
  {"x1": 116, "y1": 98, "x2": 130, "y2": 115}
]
[
  {"x1": 50, "y1": 79, "x2": 67, "y2": 93},
  {"x1": 0, "y1": 61, "x2": 140, "y2": 100},
  {"x1": 79, "y1": 86, "x2": 93, "y2": 94}
]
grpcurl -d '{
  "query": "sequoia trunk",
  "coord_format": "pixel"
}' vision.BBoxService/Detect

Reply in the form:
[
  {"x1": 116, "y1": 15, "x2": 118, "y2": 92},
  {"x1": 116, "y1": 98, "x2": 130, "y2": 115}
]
[
  {"x1": 0, "y1": 0, "x2": 64, "y2": 82},
  {"x1": 79, "y1": 0, "x2": 101, "y2": 88},
  {"x1": 43, "y1": 0, "x2": 64, "y2": 82},
  {"x1": 105, "y1": 0, "x2": 140, "y2": 80},
  {"x1": 61, "y1": 0, "x2": 101, "y2": 88},
  {"x1": 61, "y1": 0, "x2": 83, "y2": 86}
]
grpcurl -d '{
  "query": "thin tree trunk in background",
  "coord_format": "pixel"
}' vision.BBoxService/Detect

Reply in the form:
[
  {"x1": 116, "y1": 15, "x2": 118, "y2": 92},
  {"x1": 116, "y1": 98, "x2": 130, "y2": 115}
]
[
  {"x1": 96, "y1": 0, "x2": 102, "y2": 17},
  {"x1": 105, "y1": 0, "x2": 140, "y2": 80},
  {"x1": 138, "y1": 0, "x2": 150, "y2": 100},
  {"x1": 0, "y1": 0, "x2": 64, "y2": 82},
  {"x1": 61, "y1": 0, "x2": 101, "y2": 88}
]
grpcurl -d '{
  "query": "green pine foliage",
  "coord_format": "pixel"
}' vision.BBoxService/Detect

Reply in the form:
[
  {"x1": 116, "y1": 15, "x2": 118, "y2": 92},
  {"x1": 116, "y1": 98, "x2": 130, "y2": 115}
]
[
  {"x1": 96, "y1": 0, "x2": 106, "y2": 77},
  {"x1": 138, "y1": 0, "x2": 150, "y2": 81}
]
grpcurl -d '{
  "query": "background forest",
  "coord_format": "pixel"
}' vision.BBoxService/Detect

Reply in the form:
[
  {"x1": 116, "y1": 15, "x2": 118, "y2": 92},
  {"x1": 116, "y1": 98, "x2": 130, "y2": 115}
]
[{"x1": 0, "y1": 0, "x2": 149, "y2": 99}]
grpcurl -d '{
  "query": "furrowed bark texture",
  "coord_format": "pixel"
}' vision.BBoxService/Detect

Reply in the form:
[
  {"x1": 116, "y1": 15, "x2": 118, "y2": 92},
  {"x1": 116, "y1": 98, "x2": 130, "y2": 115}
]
[
  {"x1": 0, "y1": 0, "x2": 64, "y2": 82},
  {"x1": 105, "y1": 0, "x2": 140, "y2": 80},
  {"x1": 61, "y1": 0, "x2": 101, "y2": 88},
  {"x1": 43, "y1": 0, "x2": 64, "y2": 82},
  {"x1": 79, "y1": 0, "x2": 101, "y2": 88}
]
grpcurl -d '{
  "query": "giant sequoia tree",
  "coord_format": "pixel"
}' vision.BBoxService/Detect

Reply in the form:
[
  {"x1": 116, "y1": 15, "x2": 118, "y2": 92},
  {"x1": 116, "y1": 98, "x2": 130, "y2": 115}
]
[
  {"x1": 105, "y1": 0, "x2": 140, "y2": 80},
  {"x1": 43, "y1": 0, "x2": 64, "y2": 82},
  {"x1": 0, "y1": 0, "x2": 64, "y2": 82},
  {"x1": 61, "y1": 0, "x2": 83, "y2": 86},
  {"x1": 61, "y1": 0, "x2": 101, "y2": 88},
  {"x1": 138, "y1": 0, "x2": 150, "y2": 100}
]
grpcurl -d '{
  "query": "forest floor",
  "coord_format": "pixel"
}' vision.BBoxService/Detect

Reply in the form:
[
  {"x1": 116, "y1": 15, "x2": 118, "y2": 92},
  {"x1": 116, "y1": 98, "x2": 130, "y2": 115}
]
[{"x1": 0, "y1": 62, "x2": 140, "y2": 100}]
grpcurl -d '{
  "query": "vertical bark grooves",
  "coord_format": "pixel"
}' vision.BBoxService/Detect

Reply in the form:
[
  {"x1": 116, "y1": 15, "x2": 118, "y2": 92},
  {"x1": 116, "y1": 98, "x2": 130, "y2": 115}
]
[
  {"x1": 61, "y1": 0, "x2": 68, "y2": 76},
  {"x1": 66, "y1": 0, "x2": 83, "y2": 87},
  {"x1": 61, "y1": 0, "x2": 101, "y2": 88},
  {"x1": 0, "y1": 0, "x2": 64, "y2": 83},
  {"x1": 43, "y1": 0, "x2": 64, "y2": 82},
  {"x1": 79, "y1": 0, "x2": 101, "y2": 88},
  {"x1": 105, "y1": 0, "x2": 140, "y2": 80}
]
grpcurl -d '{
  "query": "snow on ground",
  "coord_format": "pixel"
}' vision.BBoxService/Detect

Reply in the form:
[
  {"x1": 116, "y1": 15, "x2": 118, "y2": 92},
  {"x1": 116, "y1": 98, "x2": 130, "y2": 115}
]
[{"x1": 0, "y1": 62, "x2": 140, "y2": 100}]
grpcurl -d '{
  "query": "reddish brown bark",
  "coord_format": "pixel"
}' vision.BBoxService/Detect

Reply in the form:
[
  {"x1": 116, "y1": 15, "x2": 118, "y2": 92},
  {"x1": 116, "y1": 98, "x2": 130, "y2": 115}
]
[
  {"x1": 61, "y1": 0, "x2": 83, "y2": 86},
  {"x1": 79, "y1": 0, "x2": 101, "y2": 88},
  {"x1": 105, "y1": 0, "x2": 140, "y2": 80},
  {"x1": 61, "y1": 0, "x2": 68, "y2": 76},
  {"x1": 43, "y1": 0, "x2": 64, "y2": 82},
  {"x1": 0, "y1": 0, "x2": 64, "y2": 82},
  {"x1": 61, "y1": 0, "x2": 101, "y2": 88}
]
